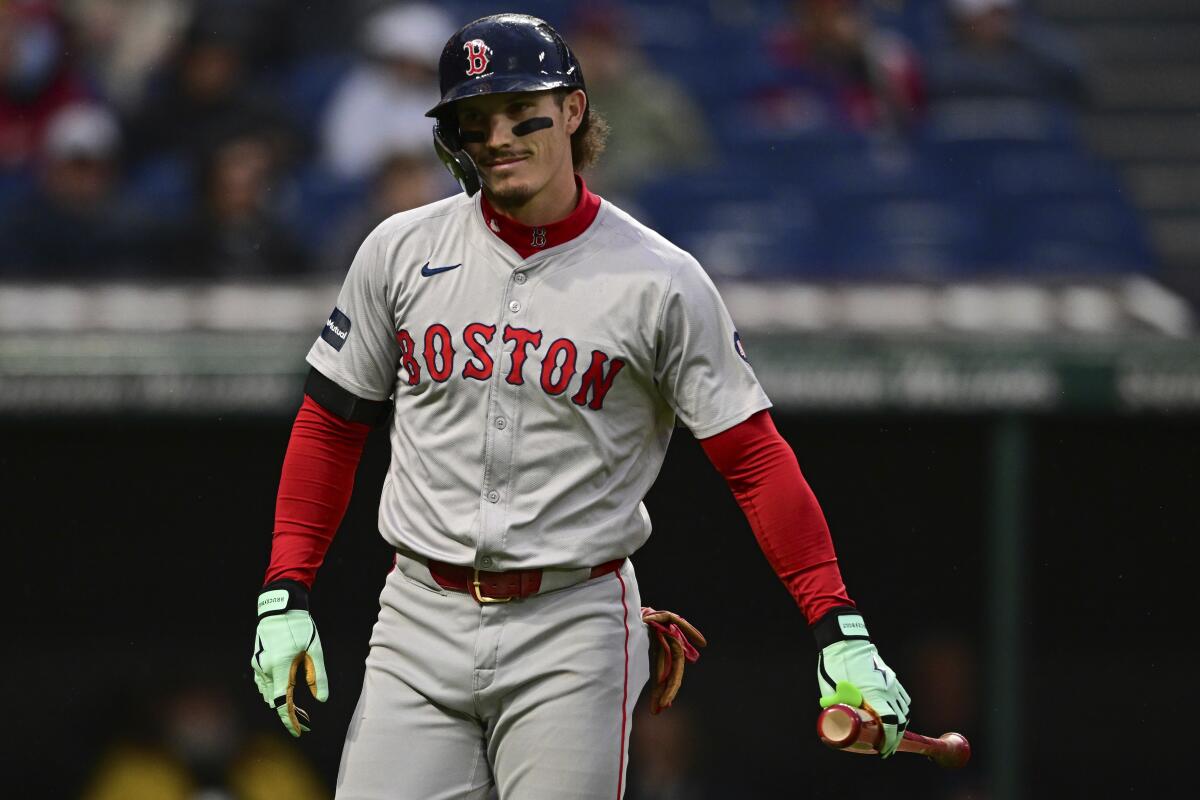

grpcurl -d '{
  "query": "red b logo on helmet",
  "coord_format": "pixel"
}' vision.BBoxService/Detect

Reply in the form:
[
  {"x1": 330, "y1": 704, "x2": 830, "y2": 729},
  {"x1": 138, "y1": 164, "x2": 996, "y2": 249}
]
[{"x1": 463, "y1": 39, "x2": 490, "y2": 76}]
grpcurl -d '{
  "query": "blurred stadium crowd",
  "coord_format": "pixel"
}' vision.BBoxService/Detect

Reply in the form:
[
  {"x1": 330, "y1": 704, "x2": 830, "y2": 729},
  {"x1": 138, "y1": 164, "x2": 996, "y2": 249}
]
[{"x1": 0, "y1": 0, "x2": 1160, "y2": 285}]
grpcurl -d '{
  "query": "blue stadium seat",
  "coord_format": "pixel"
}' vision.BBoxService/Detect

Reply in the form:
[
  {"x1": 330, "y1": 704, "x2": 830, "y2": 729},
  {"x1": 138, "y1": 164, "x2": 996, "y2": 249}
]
[
  {"x1": 122, "y1": 156, "x2": 193, "y2": 221},
  {"x1": 635, "y1": 169, "x2": 827, "y2": 278},
  {"x1": 0, "y1": 168, "x2": 33, "y2": 212},
  {"x1": 921, "y1": 99, "x2": 1082, "y2": 147},
  {"x1": 868, "y1": 0, "x2": 943, "y2": 49},
  {"x1": 818, "y1": 196, "x2": 992, "y2": 279},
  {"x1": 644, "y1": 26, "x2": 774, "y2": 103},
  {"x1": 445, "y1": 1, "x2": 569, "y2": 29},
  {"x1": 993, "y1": 199, "x2": 1155, "y2": 274},
  {"x1": 715, "y1": 128, "x2": 871, "y2": 176},
  {"x1": 790, "y1": 146, "x2": 958, "y2": 200},
  {"x1": 0, "y1": 168, "x2": 34, "y2": 268},
  {"x1": 976, "y1": 148, "x2": 1126, "y2": 201},
  {"x1": 665, "y1": 222, "x2": 828, "y2": 280},
  {"x1": 278, "y1": 165, "x2": 369, "y2": 252},
  {"x1": 923, "y1": 141, "x2": 1127, "y2": 200},
  {"x1": 274, "y1": 53, "x2": 355, "y2": 136},
  {"x1": 620, "y1": 0, "x2": 712, "y2": 44}
]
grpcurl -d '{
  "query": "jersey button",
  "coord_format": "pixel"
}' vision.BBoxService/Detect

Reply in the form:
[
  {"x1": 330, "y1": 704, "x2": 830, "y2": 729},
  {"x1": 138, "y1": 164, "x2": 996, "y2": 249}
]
[
  {"x1": 481, "y1": 557, "x2": 493, "y2": 567},
  {"x1": 513, "y1": 273, "x2": 526, "y2": 285},
  {"x1": 508, "y1": 300, "x2": 521, "y2": 313},
  {"x1": 486, "y1": 490, "x2": 500, "y2": 503},
  {"x1": 495, "y1": 417, "x2": 507, "y2": 429}
]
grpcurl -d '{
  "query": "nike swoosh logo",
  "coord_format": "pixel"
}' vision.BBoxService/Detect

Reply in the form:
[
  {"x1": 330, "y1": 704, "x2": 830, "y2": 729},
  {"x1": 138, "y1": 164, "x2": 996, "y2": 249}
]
[{"x1": 420, "y1": 262, "x2": 462, "y2": 277}]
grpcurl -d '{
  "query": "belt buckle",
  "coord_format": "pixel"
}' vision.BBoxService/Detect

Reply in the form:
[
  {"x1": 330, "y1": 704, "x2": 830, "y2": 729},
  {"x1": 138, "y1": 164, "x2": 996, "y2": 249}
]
[{"x1": 471, "y1": 567, "x2": 513, "y2": 604}]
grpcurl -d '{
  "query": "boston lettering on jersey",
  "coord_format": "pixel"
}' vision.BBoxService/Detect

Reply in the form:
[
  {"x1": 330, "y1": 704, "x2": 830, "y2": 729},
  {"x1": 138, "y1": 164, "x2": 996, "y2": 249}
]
[{"x1": 394, "y1": 322, "x2": 626, "y2": 410}]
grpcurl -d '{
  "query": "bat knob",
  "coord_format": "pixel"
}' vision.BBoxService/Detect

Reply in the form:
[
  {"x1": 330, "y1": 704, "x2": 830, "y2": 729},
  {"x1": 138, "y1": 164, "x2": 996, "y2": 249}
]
[
  {"x1": 931, "y1": 732, "x2": 971, "y2": 769},
  {"x1": 816, "y1": 704, "x2": 863, "y2": 748}
]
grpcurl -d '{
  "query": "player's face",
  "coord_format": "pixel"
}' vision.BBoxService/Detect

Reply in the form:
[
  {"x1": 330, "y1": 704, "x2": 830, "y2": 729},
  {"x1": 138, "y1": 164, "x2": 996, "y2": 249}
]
[{"x1": 455, "y1": 90, "x2": 583, "y2": 207}]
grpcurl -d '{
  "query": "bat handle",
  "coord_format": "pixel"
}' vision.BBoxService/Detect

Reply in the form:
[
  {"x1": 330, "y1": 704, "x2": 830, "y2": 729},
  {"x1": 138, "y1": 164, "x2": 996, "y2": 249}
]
[
  {"x1": 816, "y1": 704, "x2": 971, "y2": 769},
  {"x1": 899, "y1": 730, "x2": 972, "y2": 769}
]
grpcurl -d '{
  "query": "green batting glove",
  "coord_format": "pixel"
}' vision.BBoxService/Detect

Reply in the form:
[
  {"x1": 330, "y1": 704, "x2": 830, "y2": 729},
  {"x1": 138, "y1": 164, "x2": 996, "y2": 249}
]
[
  {"x1": 251, "y1": 580, "x2": 329, "y2": 737},
  {"x1": 813, "y1": 607, "x2": 911, "y2": 758}
]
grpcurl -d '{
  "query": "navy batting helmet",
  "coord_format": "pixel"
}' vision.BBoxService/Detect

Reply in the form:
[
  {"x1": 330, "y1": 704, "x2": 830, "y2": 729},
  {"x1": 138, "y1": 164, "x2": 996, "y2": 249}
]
[{"x1": 426, "y1": 14, "x2": 587, "y2": 196}]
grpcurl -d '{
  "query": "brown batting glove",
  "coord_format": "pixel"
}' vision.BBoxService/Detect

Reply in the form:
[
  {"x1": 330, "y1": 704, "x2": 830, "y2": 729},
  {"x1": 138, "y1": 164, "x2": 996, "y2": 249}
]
[{"x1": 642, "y1": 607, "x2": 707, "y2": 714}]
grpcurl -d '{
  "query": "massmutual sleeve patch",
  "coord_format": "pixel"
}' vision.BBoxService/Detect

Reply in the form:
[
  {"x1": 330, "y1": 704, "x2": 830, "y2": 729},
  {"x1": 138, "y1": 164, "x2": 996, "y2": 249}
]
[
  {"x1": 733, "y1": 331, "x2": 750, "y2": 363},
  {"x1": 321, "y1": 307, "x2": 352, "y2": 351}
]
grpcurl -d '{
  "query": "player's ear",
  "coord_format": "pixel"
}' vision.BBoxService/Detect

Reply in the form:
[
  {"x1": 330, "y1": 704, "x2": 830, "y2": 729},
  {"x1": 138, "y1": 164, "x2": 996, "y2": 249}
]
[{"x1": 562, "y1": 89, "x2": 587, "y2": 136}]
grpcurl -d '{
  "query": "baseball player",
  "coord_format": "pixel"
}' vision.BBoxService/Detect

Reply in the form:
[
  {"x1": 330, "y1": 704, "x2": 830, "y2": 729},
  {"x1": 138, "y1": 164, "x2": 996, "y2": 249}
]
[{"x1": 251, "y1": 14, "x2": 912, "y2": 800}]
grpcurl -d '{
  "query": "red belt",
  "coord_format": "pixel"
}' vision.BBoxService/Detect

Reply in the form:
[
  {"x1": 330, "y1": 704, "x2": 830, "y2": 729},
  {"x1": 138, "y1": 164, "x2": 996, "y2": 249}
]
[{"x1": 426, "y1": 558, "x2": 624, "y2": 604}]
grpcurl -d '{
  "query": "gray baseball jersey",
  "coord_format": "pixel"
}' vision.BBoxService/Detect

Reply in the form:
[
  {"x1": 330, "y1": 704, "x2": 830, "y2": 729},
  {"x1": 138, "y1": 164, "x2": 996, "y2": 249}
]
[{"x1": 306, "y1": 191, "x2": 771, "y2": 570}]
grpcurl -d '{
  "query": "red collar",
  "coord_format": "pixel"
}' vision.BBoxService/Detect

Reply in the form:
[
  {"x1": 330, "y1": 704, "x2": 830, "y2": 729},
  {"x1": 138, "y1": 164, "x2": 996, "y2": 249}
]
[{"x1": 480, "y1": 175, "x2": 601, "y2": 259}]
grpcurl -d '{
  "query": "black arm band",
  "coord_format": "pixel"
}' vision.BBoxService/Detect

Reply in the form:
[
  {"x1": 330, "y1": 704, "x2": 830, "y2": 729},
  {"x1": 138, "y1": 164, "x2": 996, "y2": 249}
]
[
  {"x1": 258, "y1": 579, "x2": 310, "y2": 618},
  {"x1": 811, "y1": 606, "x2": 871, "y2": 649},
  {"x1": 304, "y1": 367, "x2": 392, "y2": 427}
]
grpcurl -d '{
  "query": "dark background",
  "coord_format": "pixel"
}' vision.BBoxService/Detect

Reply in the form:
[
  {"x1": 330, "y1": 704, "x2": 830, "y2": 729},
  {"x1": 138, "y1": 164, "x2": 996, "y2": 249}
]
[{"x1": 6, "y1": 409, "x2": 1192, "y2": 797}]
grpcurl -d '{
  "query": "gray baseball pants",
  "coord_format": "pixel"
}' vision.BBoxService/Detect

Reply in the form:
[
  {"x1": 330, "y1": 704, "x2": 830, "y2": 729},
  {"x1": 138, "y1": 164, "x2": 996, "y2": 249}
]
[{"x1": 335, "y1": 554, "x2": 651, "y2": 799}]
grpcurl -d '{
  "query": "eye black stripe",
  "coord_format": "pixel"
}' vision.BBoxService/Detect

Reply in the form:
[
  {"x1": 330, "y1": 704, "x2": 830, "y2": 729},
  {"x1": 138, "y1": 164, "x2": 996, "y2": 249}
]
[{"x1": 512, "y1": 116, "x2": 553, "y2": 136}]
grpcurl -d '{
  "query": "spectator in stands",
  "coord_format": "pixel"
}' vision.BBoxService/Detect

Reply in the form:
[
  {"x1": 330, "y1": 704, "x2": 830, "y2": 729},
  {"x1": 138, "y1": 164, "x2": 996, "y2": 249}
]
[
  {"x1": 61, "y1": 0, "x2": 193, "y2": 112},
  {"x1": 0, "y1": 102, "x2": 157, "y2": 277},
  {"x1": 568, "y1": 4, "x2": 713, "y2": 199},
  {"x1": 183, "y1": 0, "x2": 330, "y2": 74},
  {"x1": 753, "y1": 0, "x2": 925, "y2": 135},
  {"x1": 321, "y1": 2, "x2": 453, "y2": 180},
  {"x1": 83, "y1": 680, "x2": 326, "y2": 800},
  {"x1": 125, "y1": 6, "x2": 298, "y2": 166},
  {"x1": 322, "y1": 147, "x2": 451, "y2": 272},
  {"x1": 166, "y1": 129, "x2": 308, "y2": 277},
  {"x1": 927, "y1": 0, "x2": 1086, "y2": 105},
  {"x1": 0, "y1": 1, "x2": 92, "y2": 170}
]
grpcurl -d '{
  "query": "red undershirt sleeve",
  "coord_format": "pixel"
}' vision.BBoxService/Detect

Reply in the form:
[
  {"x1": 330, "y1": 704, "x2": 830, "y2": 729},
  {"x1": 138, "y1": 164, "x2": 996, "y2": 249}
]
[
  {"x1": 263, "y1": 394, "x2": 372, "y2": 589},
  {"x1": 698, "y1": 409, "x2": 854, "y2": 624}
]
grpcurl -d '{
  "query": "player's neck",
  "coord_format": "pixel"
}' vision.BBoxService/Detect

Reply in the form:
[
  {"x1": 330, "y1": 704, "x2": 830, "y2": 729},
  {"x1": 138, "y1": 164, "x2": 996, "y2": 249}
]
[{"x1": 485, "y1": 166, "x2": 579, "y2": 227}]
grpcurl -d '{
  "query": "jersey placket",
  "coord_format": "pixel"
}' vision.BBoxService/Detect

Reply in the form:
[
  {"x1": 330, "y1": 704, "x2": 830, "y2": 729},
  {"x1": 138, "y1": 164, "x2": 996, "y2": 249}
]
[{"x1": 475, "y1": 265, "x2": 533, "y2": 568}]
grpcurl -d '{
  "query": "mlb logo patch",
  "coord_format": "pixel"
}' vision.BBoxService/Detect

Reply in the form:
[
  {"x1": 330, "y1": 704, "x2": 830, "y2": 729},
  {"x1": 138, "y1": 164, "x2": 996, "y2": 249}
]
[{"x1": 322, "y1": 307, "x2": 352, "y2": 351}]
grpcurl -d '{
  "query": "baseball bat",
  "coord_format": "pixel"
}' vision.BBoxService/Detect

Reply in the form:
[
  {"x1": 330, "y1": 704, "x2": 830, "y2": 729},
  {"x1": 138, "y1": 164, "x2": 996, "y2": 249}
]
[{"x1": 816, "y1": 703, "x2": 971, "y2": 769}]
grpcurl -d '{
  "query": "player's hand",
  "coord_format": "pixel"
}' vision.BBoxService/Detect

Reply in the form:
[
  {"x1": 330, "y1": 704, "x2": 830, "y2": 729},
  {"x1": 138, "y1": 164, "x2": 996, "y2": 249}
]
[
  {"x1": 251, "y1": 580, "x2": 329, "y2": 737},
  {"x1": 812, "y1": 609, "x2": 910, "y2": 758}
]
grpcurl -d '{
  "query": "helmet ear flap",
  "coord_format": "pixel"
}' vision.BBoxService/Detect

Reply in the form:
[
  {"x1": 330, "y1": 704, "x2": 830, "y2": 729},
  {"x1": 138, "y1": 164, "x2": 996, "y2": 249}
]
[{"x1": 432, "y1": 114, "x2": 481, "y2": 197}]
